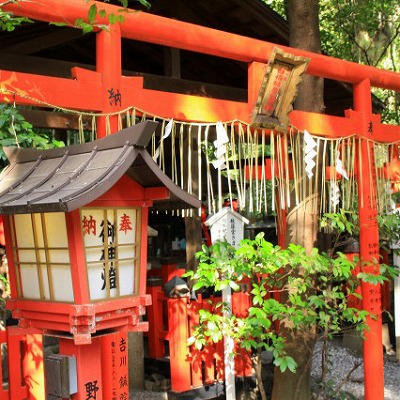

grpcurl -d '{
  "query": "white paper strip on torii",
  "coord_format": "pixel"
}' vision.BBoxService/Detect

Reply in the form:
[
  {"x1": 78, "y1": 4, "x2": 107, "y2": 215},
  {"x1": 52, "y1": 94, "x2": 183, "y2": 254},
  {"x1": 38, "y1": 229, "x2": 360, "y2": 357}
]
[{"x1": 304, "y1": 130, "x2": 317, "y2": 179}]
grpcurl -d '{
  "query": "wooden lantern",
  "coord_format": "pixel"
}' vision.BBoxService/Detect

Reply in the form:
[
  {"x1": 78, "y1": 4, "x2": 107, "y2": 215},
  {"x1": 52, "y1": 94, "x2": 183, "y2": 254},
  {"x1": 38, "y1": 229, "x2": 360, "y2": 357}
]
[{"x1": 0, "y1": 121, "x2": 200, "y2": 344}]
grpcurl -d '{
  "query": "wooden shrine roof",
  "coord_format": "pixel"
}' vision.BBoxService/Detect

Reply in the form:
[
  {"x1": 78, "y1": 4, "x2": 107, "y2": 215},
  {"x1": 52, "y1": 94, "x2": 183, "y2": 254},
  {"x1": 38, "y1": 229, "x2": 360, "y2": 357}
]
[{"x1": 0, "y1": 121, "x2": 200, "y2": 214}]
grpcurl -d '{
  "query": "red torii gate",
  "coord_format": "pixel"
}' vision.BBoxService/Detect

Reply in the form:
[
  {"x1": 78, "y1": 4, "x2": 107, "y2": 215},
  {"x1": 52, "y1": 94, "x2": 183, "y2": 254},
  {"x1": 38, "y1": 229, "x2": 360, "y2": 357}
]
[{"x1": 2, "y1": 1, "x2": 400, "y2": 399}]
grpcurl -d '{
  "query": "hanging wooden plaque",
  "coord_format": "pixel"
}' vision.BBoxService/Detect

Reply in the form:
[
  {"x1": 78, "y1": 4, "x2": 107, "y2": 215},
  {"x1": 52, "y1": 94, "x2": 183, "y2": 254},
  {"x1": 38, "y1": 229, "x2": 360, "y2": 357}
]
[{"x1": 250, "y1": 48, "x2": 310, "y2": 132}]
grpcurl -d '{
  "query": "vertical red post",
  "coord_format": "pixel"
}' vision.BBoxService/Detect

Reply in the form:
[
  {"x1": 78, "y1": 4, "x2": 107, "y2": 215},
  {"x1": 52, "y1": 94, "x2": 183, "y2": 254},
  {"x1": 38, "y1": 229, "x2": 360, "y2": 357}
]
[
  {"x1": 96, "y1": 23, "x2": 126, "y2": 399},
  {"x1": 22, "y1": 334, "x2": 45, "y2": 400},
  {"x1": 354, "y1": 79, "x2": 384, "y2": 400},
  {"x1": 146, "y1": 285, "x2": 165, "y2": 359},
  {"x1": 101, "y1": 333, "x2": 129, "y2": 400},
  {"x1": 232, "y1": 292, "x2": 252, "y2": 377},
  {"x1": 6, "y1": 327, "x2": 29, "y2": 400},
  {"x1": 59, "y1": 338, "x2": 104, "y2": 400},
  {"x1": 168, "y1": 297, "x2": 191, "y2": 392},
  {"x1": 96, "y1": 23, "x2": 122, "y2": 137},
  {"x1": 187, "y1": 298, "x2": 203, "y2": 388}
]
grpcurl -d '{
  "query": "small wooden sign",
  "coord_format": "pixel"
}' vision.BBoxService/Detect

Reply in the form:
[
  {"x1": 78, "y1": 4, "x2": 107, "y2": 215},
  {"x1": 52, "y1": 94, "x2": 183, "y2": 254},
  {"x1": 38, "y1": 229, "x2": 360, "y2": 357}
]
[{"x1": 250, "y1": 48, "x2": 310, "y2": 132}]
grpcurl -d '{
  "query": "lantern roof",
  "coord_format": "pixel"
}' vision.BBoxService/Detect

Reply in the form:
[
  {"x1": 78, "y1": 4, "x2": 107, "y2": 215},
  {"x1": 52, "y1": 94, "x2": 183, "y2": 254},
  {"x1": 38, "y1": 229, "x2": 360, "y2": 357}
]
[{"x1": 0, "y1": 121, "x2": 200, "y2": 214}]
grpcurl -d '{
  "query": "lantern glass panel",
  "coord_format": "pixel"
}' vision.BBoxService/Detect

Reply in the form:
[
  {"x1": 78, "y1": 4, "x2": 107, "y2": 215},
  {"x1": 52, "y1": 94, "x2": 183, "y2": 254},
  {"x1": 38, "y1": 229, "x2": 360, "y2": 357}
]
[
  {"x1": 19, "y1": 264, "x2": 41, "y2": 299},
  {"x1": 81, "y1": 207, "x2": 140, "y2": 301},
  {"x1": 11, "y1": 212, "x2": 73, "y2": 302}
]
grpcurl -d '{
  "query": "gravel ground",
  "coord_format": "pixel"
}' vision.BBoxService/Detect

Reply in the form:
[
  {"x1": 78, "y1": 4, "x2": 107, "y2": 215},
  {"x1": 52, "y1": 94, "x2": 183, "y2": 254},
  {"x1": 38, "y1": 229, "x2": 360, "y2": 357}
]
[
  {"x1": 130, "y1": 390, "x2": 167, "y2": 400},
  {"x1": 130, "y1": 338, "x2": 399, "y2": 399},
  {"x1": 311, "y1": 338, "x2": 399, "y2": 400}
]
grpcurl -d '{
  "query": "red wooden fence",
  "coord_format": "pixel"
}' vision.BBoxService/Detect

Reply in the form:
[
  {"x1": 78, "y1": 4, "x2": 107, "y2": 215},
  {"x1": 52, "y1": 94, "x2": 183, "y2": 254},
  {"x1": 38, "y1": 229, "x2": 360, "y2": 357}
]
[{"x1": 146, "y1": 282, "x2": 253, "y2": 393}]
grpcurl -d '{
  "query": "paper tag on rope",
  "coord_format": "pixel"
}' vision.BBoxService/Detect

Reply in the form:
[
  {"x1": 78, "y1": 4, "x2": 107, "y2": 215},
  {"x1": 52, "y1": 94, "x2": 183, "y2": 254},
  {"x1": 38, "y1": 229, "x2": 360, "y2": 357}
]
[
  {"x1": 152, "y1": 146, "x2": 160, "y2": 161},
  {"x1": 304, "y1": 130, "x2": 317, "y2": 179},
  {"x1": 163, "y1": 118, "x2": 173, "y2": 139},
  {"x1": 335, "y1": 151, "x2": 349, "y2": 180},
  {"x1": 330, "y1": 181, "x2": 340, "y2": 209},
  {"x1": 212, "y1": 158, "x2": 226, "y2": 169},
  {"x1": 153, "y1": 119, "x2": 174, "y2": 161},
  {"x1": 212, "y1": 122, "x2": 228, "y2": 170},
  {"x1": 214, "y1": 122, "x2": 229, "y2": 146}
]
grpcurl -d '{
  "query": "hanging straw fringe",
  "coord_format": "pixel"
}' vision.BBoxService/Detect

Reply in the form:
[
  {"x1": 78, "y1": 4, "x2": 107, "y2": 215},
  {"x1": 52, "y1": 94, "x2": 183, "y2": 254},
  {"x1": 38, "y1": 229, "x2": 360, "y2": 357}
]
[{"x1": 4, "y1": 87, "x2": 400, "y2": 218}]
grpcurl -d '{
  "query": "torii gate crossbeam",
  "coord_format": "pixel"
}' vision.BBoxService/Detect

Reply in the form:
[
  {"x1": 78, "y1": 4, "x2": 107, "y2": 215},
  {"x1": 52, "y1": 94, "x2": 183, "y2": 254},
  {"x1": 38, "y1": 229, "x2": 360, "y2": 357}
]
[{"x1": 2, "y1": 1, "x2": 400, "y2": 400}]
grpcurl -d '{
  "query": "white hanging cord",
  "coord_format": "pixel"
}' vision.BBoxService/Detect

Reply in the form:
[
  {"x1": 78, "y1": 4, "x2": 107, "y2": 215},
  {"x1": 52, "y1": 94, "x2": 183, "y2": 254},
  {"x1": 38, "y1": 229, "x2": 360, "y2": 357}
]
[
  {"x1": 78, "y1": 114, "x2": 85, "y2": 144},
  {"x1": 179, "y1": 123, "x2": 184, "y2": 189},
  {"x1": 11, "y1": 96, "x2": 20, "y2": 148},
  {"x1": 283, "y1": 131, "x2": 291, "y2": 209},
  {"x1": 171, "y1": 121, "x2": 178, "y2": 184},
  {"x1": 197, "y1": 124, "x2": 203, "y2": 217},
  {"x1": 225, "y1": 123, "x2": 234, "y2": 210},
  {"x1": 187, "y1": 124, "x2": 193, "y2": 194},
  {"x1": 230, "y1": 122, "x2": 242, "y2": 210},
  {"x1": 91, "y1": 115, "x2": 96, "y2": 142}
]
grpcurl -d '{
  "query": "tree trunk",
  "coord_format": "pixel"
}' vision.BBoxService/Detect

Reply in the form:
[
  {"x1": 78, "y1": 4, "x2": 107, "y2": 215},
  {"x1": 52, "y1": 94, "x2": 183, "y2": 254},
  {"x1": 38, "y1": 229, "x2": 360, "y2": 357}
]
[
  {"x1": 286, "y1": 0, "x2": 325, "y2": 114},
  {"x1": 271, "y1": 1, "x2": 324, "y2": 400}
]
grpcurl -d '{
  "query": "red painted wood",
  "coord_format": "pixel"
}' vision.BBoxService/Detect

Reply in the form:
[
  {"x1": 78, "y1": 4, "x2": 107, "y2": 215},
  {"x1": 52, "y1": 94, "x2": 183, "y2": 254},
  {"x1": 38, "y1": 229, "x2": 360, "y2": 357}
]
[
  {"x1": 96, "y1": 25, "x2": 122, "y2": 137},
  {"x1": 65, "y1": 210, "x2": 90, "y2": 304},
  {"x1": 101, "y1": 333, "x2": 129, "y2": 400},
  {"x1": 2, "y1": 216, "x2": 18, "y2": 299},
  {"x1": 201, "y1": 299, "x2": 216, "y2": 385},
  {"x1": 59, "y1": 337, "x2": 104, "y2": 400},
  {"x1": 1, "y1": 2, "x2": 398, "y2": 399},
  {"x1": 5, "y1": 0, "x2": 400, "y2": 90},
  {"x1": 187, "y1": 299, "x2": 203, "y2": 388},
  {"x1": 0, "y1": 68, "x2": 103, "y2": 110},
  {"x1": 6, "y1": 327, "x2": 29, "y2": 400},
  {"x1": 167, "y1": 298, "x2": 191, "y2": 392},
  {"x1": 354, "y1": 79, "x2": 384, "y2": 400},
  {"x1": 0, "y1": 329, "x2": 10, "y2": 400},
  {"x1": 146, "y1": 286, "x2": 166, "y2": 359},
  {"x1": 232, "y1": 292, "x2": 253, "y2": 377},
  {"x1": 345, "y1": 253, "x2": 362, "y2": 310},
  {"x1": 22, "y1": 334, "x2": 44, "y2": 400},
  {"x1": 0, "y1": 216, "x2": 4, "y2": 246}
]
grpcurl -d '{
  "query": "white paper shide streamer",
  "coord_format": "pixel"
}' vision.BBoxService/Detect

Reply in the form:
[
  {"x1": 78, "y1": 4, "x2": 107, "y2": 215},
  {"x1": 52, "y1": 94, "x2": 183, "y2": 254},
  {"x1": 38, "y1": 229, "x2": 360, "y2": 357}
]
[
  {"x1": 335, "y1": 151, "x2": 349, "y2": 180},
  {"x1": 304, "y1": 130, "x2": 317, "y2": 179},
  {"x1": 153, "y1": 118, "x2": 173, "y2": 161},
  {"x1": 330, "y1": 181, "x2": 340, "y2": 209},
  {"x1": 212, "y1": 122, "x2": 229, "y2": 170}
]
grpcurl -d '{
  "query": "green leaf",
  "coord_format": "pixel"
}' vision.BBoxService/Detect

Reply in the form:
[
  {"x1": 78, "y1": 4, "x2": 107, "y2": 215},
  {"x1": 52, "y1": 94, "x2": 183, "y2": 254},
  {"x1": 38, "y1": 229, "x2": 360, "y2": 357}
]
[
  {"x1": 88, "y1": 4, "x2": 98, "y2": 24},
  {"x1": 49, "y1": 22, "x2": 68, "y2": 27}
]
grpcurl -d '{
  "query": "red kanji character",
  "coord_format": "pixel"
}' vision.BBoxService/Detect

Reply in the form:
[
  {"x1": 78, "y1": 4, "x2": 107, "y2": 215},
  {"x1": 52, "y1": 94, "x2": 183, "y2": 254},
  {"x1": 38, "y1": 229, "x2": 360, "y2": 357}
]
[
  {"x1": 119, "y1": 213, "x2": 133, "y2": 234},
  {"x1": 82, "y1": 215, "x2": 96, "y2": 235}
]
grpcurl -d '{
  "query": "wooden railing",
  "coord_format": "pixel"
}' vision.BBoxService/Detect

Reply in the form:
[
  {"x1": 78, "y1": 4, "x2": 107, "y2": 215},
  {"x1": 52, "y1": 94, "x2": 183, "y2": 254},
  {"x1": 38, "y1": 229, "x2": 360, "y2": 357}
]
[{"x1": 146, "y1": 275, "x2": 253, "y2": 394}]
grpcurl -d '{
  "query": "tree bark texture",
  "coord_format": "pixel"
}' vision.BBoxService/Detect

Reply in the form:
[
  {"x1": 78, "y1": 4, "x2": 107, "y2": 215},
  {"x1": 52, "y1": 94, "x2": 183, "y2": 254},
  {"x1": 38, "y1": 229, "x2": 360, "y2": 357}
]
[
  {"x1": 286, "y1": 0, "x2": 325, "y2": 114},
  {"x1": 272, "y1": 2, "x2": 325, "y2": 400}
]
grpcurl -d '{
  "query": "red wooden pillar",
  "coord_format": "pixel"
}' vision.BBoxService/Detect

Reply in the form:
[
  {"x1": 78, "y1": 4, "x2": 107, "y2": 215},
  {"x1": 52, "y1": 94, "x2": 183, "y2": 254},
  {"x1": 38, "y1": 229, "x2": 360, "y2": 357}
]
[
  {"x1": 96, "y1": 23, "x2": 122, "y2": 137},
  {"x1": 96, "y1": 27, "x2": 129, "y2": 400},
  {"x1": 59, "y1": 338, "x2": 104, "y2": 400},
  {"x1": 354, "y1": 79, "x2": 384, "y2": 400},
  {"x1": 101, "y1": 333, "x2": 129, "y2": 400},
  {"x1": 168, "y1": 297, "x2": 191, "y2": 392},
  {"x1": 232, "y1": 292, "x2": 252, "y2": 377},
  {"x1": 146, "y1": 285, "x2": 165, "y2": 359},
  {"x1": 6, "y1": 327, "x2": 29, "y2": 400}
]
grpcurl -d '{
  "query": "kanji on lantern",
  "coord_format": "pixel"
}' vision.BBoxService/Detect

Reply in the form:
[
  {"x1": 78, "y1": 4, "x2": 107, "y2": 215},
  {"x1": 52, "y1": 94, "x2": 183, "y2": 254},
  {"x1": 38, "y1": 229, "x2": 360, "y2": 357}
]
[
  {"x1": 82, "y1": 215, "x2": 97, "y2": 235},
  {"x1": 119, "y1": 213, "x2": 133, "y2": 234}
]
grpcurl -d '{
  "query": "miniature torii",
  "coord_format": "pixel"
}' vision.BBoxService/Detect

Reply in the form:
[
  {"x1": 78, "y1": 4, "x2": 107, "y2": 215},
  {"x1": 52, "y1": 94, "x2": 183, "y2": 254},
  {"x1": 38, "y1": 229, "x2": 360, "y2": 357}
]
[{"x1": 2, "y1": 1, "x2": 400, "y2": 399}]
